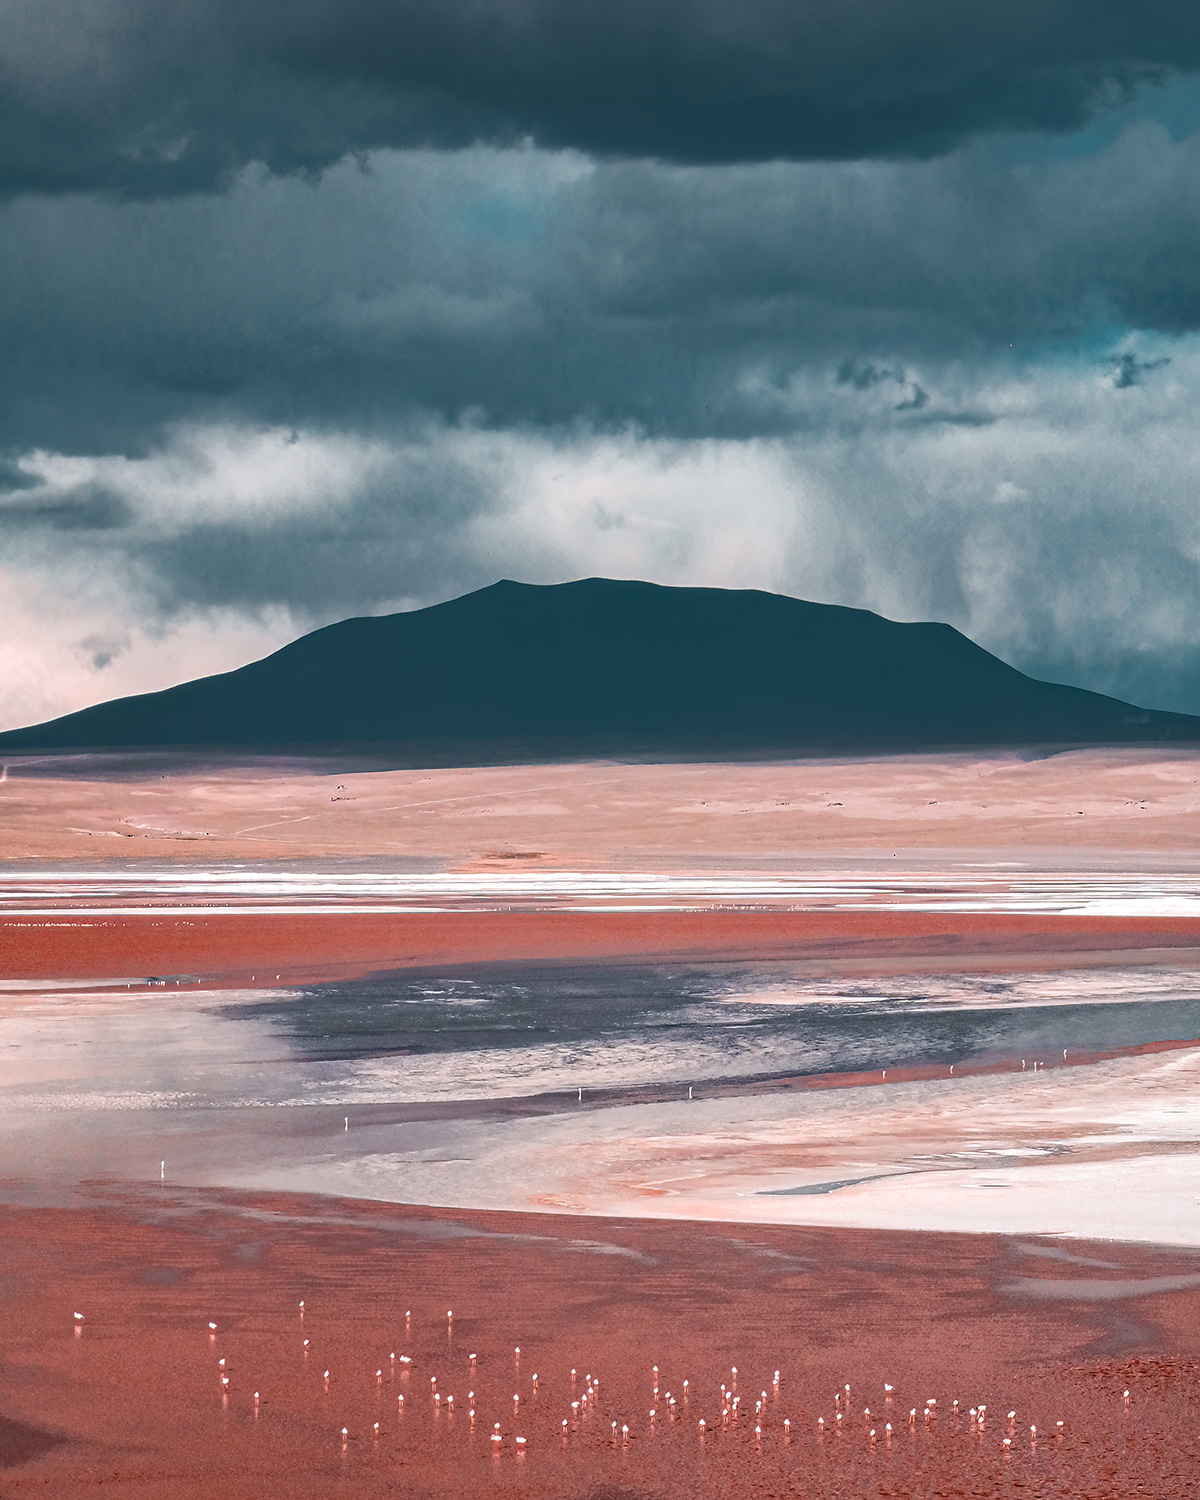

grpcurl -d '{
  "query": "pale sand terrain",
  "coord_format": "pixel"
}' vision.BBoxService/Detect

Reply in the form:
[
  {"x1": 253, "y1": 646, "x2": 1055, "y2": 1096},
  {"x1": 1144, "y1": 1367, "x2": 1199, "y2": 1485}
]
[
  {"x1": 7, "y1": 746, "x2": 1200, "y2": 984},
  {"x1": 3, "y1": 745, "x2": 1200, "y2": 867},
  {"x1": 534, "y1": 1048, "x2": 1200, "y2": 1243}
]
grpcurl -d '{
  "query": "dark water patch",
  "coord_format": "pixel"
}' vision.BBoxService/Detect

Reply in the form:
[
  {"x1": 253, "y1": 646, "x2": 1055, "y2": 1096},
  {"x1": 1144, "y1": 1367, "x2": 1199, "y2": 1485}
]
[
  {"x1": 1005, "y1": 1273, "x2": 1200, "y2": 1301},
  {"x1": 220, "y1": 964, "x2": 725, "y2": 1061},
  {"x1": 139, "y1": 1265, "x2": 187, "y2": 1286},
  {"x1": 762, "y1": 1172, "x2": 900, "y2": 1196},
  {"x1": 0, "y1": 1414, "x2": 63, "y2": 1468},
  {"x1": 1015, "y1": 1243, "x2": 1123, "y2": 1270},
  {"x1": 217, "y1": 961, "x2": 1200, "y2": 1091}
]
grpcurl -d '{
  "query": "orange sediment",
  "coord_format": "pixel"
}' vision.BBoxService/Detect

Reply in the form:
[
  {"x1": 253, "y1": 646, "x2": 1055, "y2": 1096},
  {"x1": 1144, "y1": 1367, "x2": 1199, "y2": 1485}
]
[
  {"x1": 2, "y1": 1188, "x2": 1199, "y2": 1498},
  {"x1": 6, "y1": 908, "x2": 1200, "y2": 986}
]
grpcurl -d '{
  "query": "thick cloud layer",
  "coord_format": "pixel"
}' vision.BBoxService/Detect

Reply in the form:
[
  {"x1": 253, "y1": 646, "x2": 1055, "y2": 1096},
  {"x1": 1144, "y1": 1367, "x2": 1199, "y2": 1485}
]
[
  {"x1": 4, "y1": 6, "x2": 1200, "y2": 730},
  {"x1": 3, "y1": 122, "x2": 1200, "y2": 458},
  {"x1": 3, "y1": 1, "x2": 1200, "y2": 197}
]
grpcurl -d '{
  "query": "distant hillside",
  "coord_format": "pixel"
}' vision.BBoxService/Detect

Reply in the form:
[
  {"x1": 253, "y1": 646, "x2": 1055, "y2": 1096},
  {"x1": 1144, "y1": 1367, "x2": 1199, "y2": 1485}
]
[{"x1": 2, "y1": 578, "x2": 1197, "y2": 756}]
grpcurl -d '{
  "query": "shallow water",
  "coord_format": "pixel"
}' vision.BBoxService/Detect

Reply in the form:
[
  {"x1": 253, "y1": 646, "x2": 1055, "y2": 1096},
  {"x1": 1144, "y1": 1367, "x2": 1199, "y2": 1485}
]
[
  {"x1": 227, "y1": 962, "x2": 1200, "y2": 1103},
  {"x1": 6, "y1": 961, "x2": 1200, "y2": 1111},
  {"x1": 5, "y1": 958, "x2": 1200, "y2": 1241},
  {"x1": 5, "y1": 865, "x2": 1200, "y2": 915}
]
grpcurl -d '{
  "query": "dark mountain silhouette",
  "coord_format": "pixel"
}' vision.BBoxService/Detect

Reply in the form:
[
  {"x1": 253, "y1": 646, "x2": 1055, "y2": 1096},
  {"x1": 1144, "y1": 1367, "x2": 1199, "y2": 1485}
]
[{"x1": 2, "y1": 578, "x2": 1197, "y2": 756}]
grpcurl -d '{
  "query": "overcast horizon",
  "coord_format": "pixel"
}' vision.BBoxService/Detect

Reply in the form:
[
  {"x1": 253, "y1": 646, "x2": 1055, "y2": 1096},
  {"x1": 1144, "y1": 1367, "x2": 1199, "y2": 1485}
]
[{"x1": 6, "y1": 2, "x2": 1200, "y2": 731}]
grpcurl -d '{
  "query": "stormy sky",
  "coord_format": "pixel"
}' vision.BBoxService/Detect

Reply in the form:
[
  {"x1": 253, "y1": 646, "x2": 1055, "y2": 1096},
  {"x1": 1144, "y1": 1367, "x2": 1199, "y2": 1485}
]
[{"x1": 5, "y1": 1, "x2": 1200, "y2": 728}]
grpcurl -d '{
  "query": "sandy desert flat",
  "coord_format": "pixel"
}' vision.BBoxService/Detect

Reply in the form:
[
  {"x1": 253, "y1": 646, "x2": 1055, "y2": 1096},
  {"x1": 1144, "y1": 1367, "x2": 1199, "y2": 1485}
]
[{"x1": 4, "y1": 744, "x2": 1200, "y2": 866}]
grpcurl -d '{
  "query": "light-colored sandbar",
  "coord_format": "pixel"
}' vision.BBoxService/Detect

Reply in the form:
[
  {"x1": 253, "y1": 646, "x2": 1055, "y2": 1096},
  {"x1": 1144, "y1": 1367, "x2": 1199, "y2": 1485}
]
[{"x1": 206, "y1": 1046, "x2": 1200, "y2": 1246}]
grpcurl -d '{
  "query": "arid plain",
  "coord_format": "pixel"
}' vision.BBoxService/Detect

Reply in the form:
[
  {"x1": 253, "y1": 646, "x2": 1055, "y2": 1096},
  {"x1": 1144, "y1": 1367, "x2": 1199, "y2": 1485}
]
[
  {"x1": 6, "y1": 744, "x2": 1200, "y2": 867},
  {"x1": 4, "y1": 746, "x2": 1200, "y2": 1496}
]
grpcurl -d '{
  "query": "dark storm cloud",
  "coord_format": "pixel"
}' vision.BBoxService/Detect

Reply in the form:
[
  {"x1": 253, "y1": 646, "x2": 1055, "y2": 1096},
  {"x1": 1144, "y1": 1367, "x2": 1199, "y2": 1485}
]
[
  {"x1": 1109, "y1": 350, "x2": 1172, "y2": 386},
  {"x1": 0, "y1": 419, "x2": 547, "y2": 662},
  {"x1": 0, "y1": 482, "x2": 131, "y2": 530},
  {"x1": 2, "y1": 122, "x2": 1200, "y2": 454},
  {"x1": 4, "y1": 1, "x2": 1200, "y2": 196},
  {"x1": 7, "y1": 5, "x2": 1200, "y2": 724},
  {"x1": 837, "y1": 361, "x2": 928, "y2": 411},
  {"x1": 141, "y1": 444, "x2": 501, "y2": 618},
  {"x1": 0, "y1": 457, "x2": 42, "y2": 493}
]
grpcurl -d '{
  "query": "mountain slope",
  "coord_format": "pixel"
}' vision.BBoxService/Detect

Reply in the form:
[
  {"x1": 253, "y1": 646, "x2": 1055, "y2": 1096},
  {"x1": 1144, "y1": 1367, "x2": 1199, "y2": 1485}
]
[{"x1": 1, "y1": 578, "x2": 1196, "y2": 754}]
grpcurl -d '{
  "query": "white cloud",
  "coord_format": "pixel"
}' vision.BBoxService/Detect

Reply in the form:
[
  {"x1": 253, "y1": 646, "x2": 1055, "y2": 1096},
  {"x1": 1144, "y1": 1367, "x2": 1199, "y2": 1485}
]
[
  {"x1": 11, "y1": 424, "x2": 396, "y2": 530},
  {"x1": 483, "y1": 431, "x2": 808, "y2": 590},
  {"x1": 0, "y1": 569, "x2": 301, "y2": 730}
]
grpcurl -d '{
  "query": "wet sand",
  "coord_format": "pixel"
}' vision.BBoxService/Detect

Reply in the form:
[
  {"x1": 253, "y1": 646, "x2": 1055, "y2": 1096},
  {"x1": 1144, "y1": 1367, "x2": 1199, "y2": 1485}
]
[
  {"x1": 3, "y1": 1187, "x2": 1200, "y2": 1499},
  {"x1": 198, "y1": 1040, "x2": 1200, "y2": 1248},
  {"x1": 5, "y1": 966, "x2": 1200, "y2": 1246}
]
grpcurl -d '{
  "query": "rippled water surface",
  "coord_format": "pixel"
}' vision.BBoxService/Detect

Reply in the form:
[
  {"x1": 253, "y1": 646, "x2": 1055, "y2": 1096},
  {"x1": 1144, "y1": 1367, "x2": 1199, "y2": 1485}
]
[
  {"x1": 5, "y1": 956, "x2": 1200, "y2": 1242},
  {"x1": 224, "y1": 963, "x2": 1200, "y2": 1103},
  {"x1": 7, "y1": 962, "x2": 1200, "y2": 1114}
]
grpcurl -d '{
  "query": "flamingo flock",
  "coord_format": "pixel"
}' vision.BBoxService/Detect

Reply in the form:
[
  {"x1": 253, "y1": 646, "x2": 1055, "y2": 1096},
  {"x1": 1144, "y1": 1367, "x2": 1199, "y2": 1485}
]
[{"x1": 181, "y1": 1303, "x2": 1086, "y2": 1470}]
